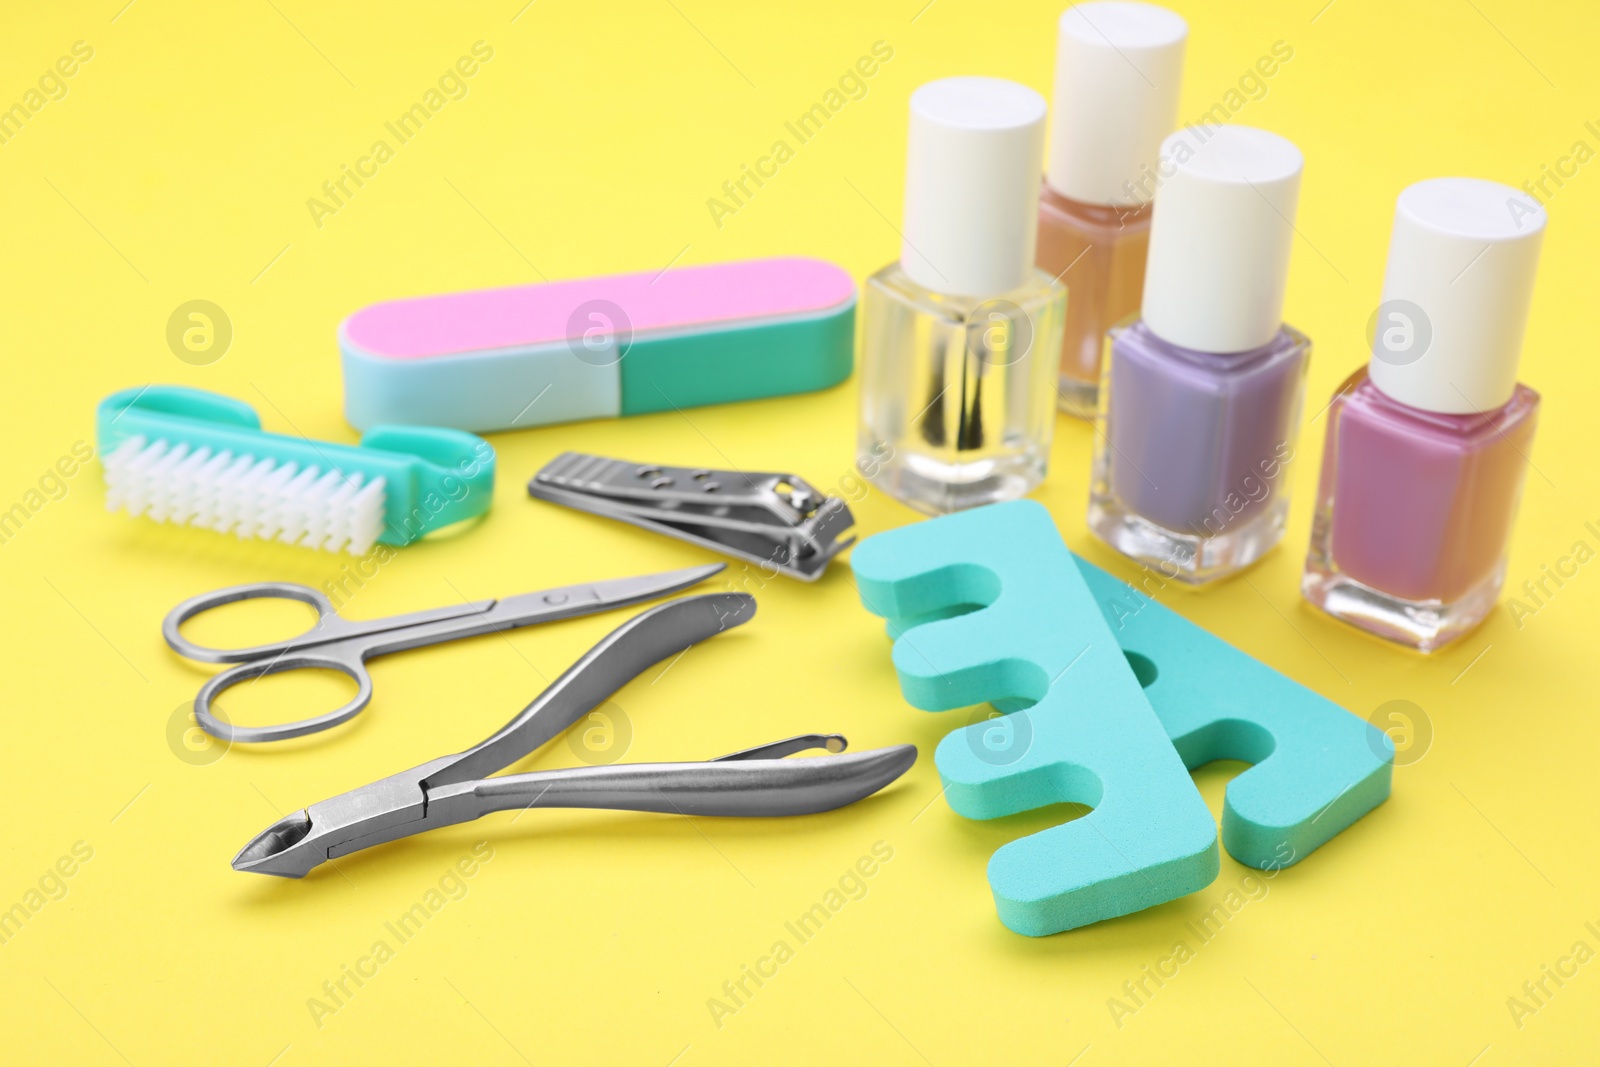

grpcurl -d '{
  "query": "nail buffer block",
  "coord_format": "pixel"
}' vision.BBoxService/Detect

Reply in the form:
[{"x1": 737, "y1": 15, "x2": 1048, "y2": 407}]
[{"x1": 340, "y1": 257, "x2": 856, "y2": 433}]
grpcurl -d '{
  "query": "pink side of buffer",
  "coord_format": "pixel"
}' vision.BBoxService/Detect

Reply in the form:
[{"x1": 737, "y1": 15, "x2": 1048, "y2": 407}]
[{"x1": 342, "y1": 257, "x2": 856, "y2": 360}]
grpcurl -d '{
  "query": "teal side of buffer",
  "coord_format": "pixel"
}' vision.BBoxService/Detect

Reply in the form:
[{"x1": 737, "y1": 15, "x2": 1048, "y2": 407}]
[
  {"x1": 618, "y1": 302, "x2": 855, "y2": 416},
  {"x1": 1074, "y1": 556, "x2": 1395, "y2": 870},
  {"x1": 851, "y1": 500, "x2": 1220, "y2": 937}
]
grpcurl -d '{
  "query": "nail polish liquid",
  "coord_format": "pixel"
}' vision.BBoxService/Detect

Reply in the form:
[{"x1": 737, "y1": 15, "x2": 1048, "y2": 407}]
[
  {"x1": 859, "y1": 263, "x2": 1065, "y2": 513},
  {"x1": 1088, "y1": 125, "x2": 1309, "y2": 583},
  {"x1": 858, "y1": 77, "x2": 1065, "y2": 515},
  {"x1": 1038, "y1": 192, "x2": 1153, "y2": 416},
  {"x1": 1304, "y1": 371, "x2": 1538, "y2": 650},
  {"x1": 1095, "y1": 318, "x2": 1309, "y2": 578},
  {"x1": 1303, "y1": 178, "x2": 1547, "y2": 651},
  {"x1": 1036, "y1": 2, "x2": 1185, "y2": 416}
]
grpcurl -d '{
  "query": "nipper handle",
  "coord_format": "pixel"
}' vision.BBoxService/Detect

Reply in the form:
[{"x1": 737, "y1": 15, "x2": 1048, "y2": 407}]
[
  {"x1": 427, "y1": 592, "x2": 757, "y2": 787},
  {"x1": 425, "y1": 744, "x2": 919, "y2": 825}
]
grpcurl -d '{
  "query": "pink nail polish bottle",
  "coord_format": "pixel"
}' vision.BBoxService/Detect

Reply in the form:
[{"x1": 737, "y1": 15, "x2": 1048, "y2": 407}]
[
  {"x1": 1036, "y1": 2, "x2": 1186, "y2": 417},
  {"x1": 1303, "y1": 178, "x2": 1547, "y2": 652}
]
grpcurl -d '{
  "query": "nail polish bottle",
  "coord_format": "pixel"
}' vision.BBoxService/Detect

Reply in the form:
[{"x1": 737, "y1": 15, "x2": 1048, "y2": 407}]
[
  {"x1": 1088, "y1": 125, "x2": 1309, "y2": 583},
  {"x1": 858, "y1": 77, "x2": 1066, "y2": 515},
  {"x1": 1303, "y1": 178, "x2": 1546, "y2": 652},
  {"x1": 1036, "y1": 2, "x2": 1186, "y2": 417}
]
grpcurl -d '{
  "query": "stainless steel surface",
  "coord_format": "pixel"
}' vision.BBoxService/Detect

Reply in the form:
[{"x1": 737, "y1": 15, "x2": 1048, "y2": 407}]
[
  {"x1": 231, "y1": 593, "x2": 917, "y2": 878},
  {"x1": 426, "y1": 745, "x2": 920, "y2": 822},
  {"x1": 527, "y1": 451, "x2": 856, "y2": 581},
  {"x1": 163, "y1": 563, "x2": 726, "y2": 743},
  {"x1": 714, "y1": 734, "x2": 847, "y2": 761}
]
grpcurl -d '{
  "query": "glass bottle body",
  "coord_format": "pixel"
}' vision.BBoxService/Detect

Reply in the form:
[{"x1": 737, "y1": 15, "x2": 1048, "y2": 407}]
[
  {"x1": 1302, "y1": 367, "x2": 1539, "y2": 651},
  {"x1": 1036, "y1": 187, "x2": 1153, "y2": 417},
  {"x1": 1088, "y1": 317, "x2": 1312, "y2": 583},
  {"x1": 857, "y1": 262, "x2": 1066, "y2": 515}
]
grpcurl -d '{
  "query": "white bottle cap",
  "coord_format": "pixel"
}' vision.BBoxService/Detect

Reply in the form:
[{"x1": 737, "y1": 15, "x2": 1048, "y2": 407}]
[
  {"x1": 1140, "y1": 125, "x2": 1304, "y2": 353},
  {"x1": 900, "y1": 77, "x2": 1049, "y2": 298},
  {"x1": 1046, "y1": 2, "x2": 1187, "y2": 206},
  {"x1": 1367, "y1": 178, "x2": 1546, "y2": 414}
]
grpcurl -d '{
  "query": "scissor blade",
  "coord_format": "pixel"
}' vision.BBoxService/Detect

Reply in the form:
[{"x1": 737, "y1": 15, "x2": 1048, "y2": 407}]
[
  {"x1": 489, "y1": 563, "x2": 727, "y2": 623},
  {"x1": 584, "y1": 563, "x2": 728, "y2": 605}
]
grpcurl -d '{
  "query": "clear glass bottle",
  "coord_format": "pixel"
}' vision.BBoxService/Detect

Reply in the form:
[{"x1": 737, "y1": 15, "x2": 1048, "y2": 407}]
[
  {"x1": 1037, "y1": 2, "x2": 1185, "y2": 416},
  {"x1": 857, "y1": 76, "x2": 1065, "y2": 515},
  {"x1": 1086, "y1": 124, "x2": 1309, "y2": 583},
  {"x1": 858, "y1": 262, "x2": 1065, "y2": 514},
  {"x1": 1302, "y1": 177, "x2": 1548, "y2": 651}
]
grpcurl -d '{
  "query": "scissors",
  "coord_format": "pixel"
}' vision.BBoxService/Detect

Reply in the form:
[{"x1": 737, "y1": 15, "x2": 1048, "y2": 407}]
[
  {"x1": 163, "y1": 563, "x2": 726, "y2": 743},
  {"x1": 231, "y1": 592, "x2": 917, "y2": 877}
]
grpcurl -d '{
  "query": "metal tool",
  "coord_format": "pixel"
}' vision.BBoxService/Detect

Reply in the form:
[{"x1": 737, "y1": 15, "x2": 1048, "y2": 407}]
[
  {"x1": 527, "y1": 451, "x2": 855, "y2": 581},
  {"x1": 231, "y1": 593, "x2": 917, "y2": 877},
  {"x1": 163, "y1": 563, "x2": 727, "y2": 743}
]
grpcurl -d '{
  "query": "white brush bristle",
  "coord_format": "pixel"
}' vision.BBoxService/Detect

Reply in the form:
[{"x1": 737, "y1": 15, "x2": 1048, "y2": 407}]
[{"x1": 103, "y1": 436, "x2": 387, "y2": 555}]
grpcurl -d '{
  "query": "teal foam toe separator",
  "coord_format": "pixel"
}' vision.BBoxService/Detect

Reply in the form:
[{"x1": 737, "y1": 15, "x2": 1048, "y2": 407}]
[
  {"x1": 851, "y1": 500, "x2": 1220, "y2": 937},
  {"x1": 1073, "y1": 556, "x2": 1395, "y2": 870}
]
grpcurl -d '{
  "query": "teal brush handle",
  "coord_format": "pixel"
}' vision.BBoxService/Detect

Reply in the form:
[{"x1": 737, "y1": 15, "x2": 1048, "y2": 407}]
[{"x1": 97, "y1": 385, "x2": 495, "y2": 545}]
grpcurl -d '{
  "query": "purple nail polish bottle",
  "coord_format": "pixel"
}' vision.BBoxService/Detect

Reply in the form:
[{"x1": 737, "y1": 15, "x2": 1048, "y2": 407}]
[{"x1": 1088, "y1": 125, "x2": 1310, "y2": 584}]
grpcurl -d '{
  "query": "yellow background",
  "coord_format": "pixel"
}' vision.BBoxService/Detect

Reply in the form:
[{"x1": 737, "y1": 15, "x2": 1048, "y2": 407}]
[{"x1": 3, "y1": 0, "x2": 1597, "y2": 1062}]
